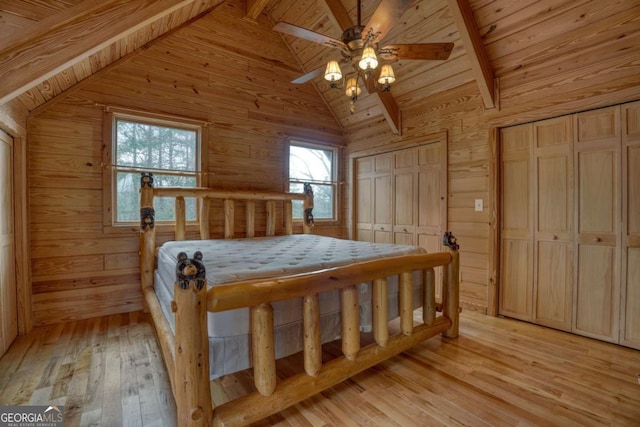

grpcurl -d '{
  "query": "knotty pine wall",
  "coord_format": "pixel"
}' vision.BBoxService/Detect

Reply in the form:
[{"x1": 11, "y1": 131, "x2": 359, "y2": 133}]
[{"x1": 27, "y1": 2, "x2": 344, "y2": 326}]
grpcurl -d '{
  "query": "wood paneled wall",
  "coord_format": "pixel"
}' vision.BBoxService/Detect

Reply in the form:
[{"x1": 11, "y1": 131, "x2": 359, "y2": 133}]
[{"x1": 27, "y1": 1, "x2": 344, "y2": 326}]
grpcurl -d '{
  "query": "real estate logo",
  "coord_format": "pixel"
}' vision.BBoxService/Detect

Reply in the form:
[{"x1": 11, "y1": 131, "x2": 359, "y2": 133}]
[{"x1": 0, "y1": 405, "x2": 64, "y2": 427}]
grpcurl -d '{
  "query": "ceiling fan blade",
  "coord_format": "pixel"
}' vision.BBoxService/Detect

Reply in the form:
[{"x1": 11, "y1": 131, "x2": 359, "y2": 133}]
[
  {"x1": 365, "y1": 0, "x2": 414, "y2": 43},
  {"x1": 379, "y1": 43, "x2": 454, "y2": 61},
  {"x1": 273, "y1": 22, "x2": 346, "y2": 49},
  {"x1": 291, "y1": 67, "x2": 325, "y2": 84}
]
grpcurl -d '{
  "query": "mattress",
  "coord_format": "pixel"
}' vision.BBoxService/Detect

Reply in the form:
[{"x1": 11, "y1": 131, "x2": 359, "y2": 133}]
[{"x1": 155, "y1": 234, "x2": 425, "y2": 378}]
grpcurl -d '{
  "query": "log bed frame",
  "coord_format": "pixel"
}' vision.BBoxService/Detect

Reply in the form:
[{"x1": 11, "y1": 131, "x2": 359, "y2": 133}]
[{"x1": 138, "y1": 172, "x2": 460, "y2": 426}]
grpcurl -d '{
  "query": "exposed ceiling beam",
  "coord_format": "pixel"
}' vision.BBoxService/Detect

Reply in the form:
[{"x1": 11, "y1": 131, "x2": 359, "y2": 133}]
[
  {"x1": 245, "y1": 0, "x2": 271, "y2": 21},
  {"x1": 0, "y1": 0, "x2": 223, "y2": 105},
  {"x1": 447, "y1": 0, "x2": 496, "y2": 109},
  {"x1": 373, "y1": 91, "x2": 401, "y2": 135},
  {"x1": 320, "y1": 0, "x2": 353, "y2": 31},
  {"x1": 364, "y1": 75, "x2": 401, "y2": 134}
]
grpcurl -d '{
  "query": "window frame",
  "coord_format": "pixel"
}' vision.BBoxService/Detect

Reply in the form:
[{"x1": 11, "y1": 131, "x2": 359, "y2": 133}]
[
  {"x1": 286, "y1": 139, "x2": 339, "y2": 223},
  {"x1": 103, "y1": 108, "x2": 208, "y2": 230}
]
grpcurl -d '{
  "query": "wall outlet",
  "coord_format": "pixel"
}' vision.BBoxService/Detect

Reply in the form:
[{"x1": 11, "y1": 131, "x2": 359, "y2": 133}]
[{"x1": 474, "y1": 199, "x2": 483, "y2": 212}]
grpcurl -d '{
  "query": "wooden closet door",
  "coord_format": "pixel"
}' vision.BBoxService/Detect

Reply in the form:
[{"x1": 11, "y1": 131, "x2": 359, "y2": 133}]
[
  {"x1": 621, "y1": 101, "x2": 640, "y2": 349},
  {"x1": 500, "y1": 124, "x2": 534, "y2": 321},
  {"x1": 574, "y1": 106, "x2": 621, "y2": 342},
  {"x1": 393, "y1": 148, "x2": 416, "y2": 245},
  {"x1": 355, "y1": 153, "x2": 393, "y2": 243},
  {"x1": 355, "y1": 157, "x2": 375, "y2": 242},
  {"x1": 533, "y1": 116, "x2": 573, "y2": 331},
  {"x1": 0, "y1": 130, "x2": 17, "y2": 357},
  {"x1": 373, "y1": 154, "x2": 393, "y2": 243}
]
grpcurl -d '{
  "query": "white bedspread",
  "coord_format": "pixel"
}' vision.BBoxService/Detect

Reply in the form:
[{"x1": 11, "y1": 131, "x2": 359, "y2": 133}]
[{"x1": 155, "y1": 234, "x2": 425, "y2": 378}]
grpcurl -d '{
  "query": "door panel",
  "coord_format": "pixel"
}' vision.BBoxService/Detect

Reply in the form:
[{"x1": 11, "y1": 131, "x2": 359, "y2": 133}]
[
  {"x1": 576, "y1": 245, "x2": 617, "y2": 338},
  {"x1": 0, "y1": 131, "x2": 16, "y2": 357},
  {"x1": 502, "y1": 159, "x2": 531, "y2": 234},
  {"x1": 500, "y1": 239, "x2": 532, "y2": 320},
  {"x1": 373, "y1": 173, "x2": 392, "y2": 242},
  {"x1": 623, "y1": 248, "x2": 640, "y2": 343},
  {"x1": 621, "y1": 101, "x2": 640, "y2": 348},
  {"x1": 574, "y1": 107, "x2": 620, "y2": 342},
  {"x1": 393, "y1": 170, "x2": 415, "y2": 244},
  {"x1": 537, "y1": 155, "x2": 570, "y2": 234},
  {"x1": 578, "y1": 150, "x2": 616, "y2": 234},
  {"x1": 533, "y1": 116, "x2": 573, "y2": 331},
  {"x1": 535, "y1": 242, "x2": 572, "y2": 329},
  {"x1": 500, "y1": 124, "x2": 533, "y2": 319},
  {"x1": 628, "y1": 146, "x2": 640, "y2": 235}
]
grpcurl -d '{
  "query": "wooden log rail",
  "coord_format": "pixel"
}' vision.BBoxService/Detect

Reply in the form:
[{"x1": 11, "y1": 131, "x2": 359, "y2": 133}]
[
  {"x1": 154, "y1": 185, "x2": 314, "y2": 240},
  {"x1": 202, "y1": 246, "x2": 460, "y2": 426}
]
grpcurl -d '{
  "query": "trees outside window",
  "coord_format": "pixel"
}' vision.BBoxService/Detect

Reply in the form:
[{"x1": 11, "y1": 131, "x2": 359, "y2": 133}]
[
  {"x1": 288, "y1": 142, "x2": 337, "y2": 220},
  {"x1": 113, "y1": 117, "x2": 201, "y2": 223}
]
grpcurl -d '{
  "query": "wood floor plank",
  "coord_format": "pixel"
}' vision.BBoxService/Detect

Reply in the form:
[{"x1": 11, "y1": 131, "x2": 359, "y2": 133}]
[{"x1": 0, "y1": 311, "x2": 639, "y2": 426}]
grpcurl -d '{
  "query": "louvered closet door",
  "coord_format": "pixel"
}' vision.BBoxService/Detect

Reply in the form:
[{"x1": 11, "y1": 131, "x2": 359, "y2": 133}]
[
  {"x1": 0, "y1": 130, "x2": 17, "y2": 358},
  {"x1": 532, "y1": 116, "x2": 573, "y2": 331},
  {"x1": 574, "y1": 106, "x2": 621, "y2": 343},
  {"x1": 499, "y1": 124, "x2": 534, "y2": 321},
  {"x1": 621, "y1": 101, "x2": 640, "y2": 349}
]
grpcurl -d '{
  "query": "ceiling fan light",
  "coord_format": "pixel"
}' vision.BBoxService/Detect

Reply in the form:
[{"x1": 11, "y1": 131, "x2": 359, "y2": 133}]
[
  {"x1": 324, "y1": 60, "x2": 343, "y2": 82},
  {"x1": 345, "y1": 77, "x2": 361, "y2": 98},
  {"x1": 378, "y1": 64, "x2": 396, "y2": 85},
  {"x1": 358, "y1": 45, "x2": 378, "y2": 70}
]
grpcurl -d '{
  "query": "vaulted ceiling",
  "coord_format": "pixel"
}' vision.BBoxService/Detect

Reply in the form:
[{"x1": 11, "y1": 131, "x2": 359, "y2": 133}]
[{"x1": 1, "y1": 0, "x2": 639, "y2": 135}]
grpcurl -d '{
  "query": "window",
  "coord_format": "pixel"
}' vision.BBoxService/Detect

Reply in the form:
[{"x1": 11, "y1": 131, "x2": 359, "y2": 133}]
[
  {"x1": 110, "y1": 113, "x2": 202, "y2": 224},
  {"x1": 288, "y1": 141, "x2": 338, "y2": 220}
]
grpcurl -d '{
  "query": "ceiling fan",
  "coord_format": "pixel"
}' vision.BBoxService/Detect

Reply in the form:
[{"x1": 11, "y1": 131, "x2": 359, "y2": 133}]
[{"x1": 273, "y1": 0, "x2": 454, "y2": 105}]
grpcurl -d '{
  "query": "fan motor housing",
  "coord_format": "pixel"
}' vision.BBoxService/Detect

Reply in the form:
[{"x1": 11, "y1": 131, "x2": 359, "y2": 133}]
[{"x1": 342, "y1": 26, "x2": 365, "y2": 50}]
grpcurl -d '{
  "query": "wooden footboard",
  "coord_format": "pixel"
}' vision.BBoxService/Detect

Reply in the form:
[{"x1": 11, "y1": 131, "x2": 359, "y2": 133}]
[{"x1": 138, "y1": 173, "x2": 460, "y2": 427}]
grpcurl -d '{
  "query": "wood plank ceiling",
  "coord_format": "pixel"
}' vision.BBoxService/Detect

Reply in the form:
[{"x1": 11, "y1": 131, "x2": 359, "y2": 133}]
[{"x1": 1, "y1": 0, "x2": 639, "y2": 134}]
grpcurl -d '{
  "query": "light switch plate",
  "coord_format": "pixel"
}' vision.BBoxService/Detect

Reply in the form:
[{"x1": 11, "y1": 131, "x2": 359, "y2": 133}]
[{"x1": 474, "y1": 199, "x2": 483, "y2": 212}]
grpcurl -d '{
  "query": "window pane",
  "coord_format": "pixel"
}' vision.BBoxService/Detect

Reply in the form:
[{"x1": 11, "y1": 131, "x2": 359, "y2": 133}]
[
  {"x1": 116, "y1": 172, "x2": 196, "y2": 222},
  {"x1": 114, "y1": 117, "x2": 200, "y2": 224},
  {"x1": 289, "y1": 145, "x2": 333, "y2": 182},
  {"x1": 289, "y1": 182, "x2": 334, "y2": 219},
  {"x1": 116, "y1": 120, "x2": 196, "y2": 171}
]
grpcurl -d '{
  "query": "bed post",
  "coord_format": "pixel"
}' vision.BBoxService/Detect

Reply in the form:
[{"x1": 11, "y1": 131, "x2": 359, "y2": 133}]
[
  {"x1": 174, "y1": 251, "x2": 213, "y2": 426},
  {"x1": 442, "y1": 232, "x2": 460, "y2": 338},
  {"x1": 140, "y1": 172, "x2": 156, "y2": 307},
  {"x1": 302, "y1": 183, "x2": 314, "y2": 234}
]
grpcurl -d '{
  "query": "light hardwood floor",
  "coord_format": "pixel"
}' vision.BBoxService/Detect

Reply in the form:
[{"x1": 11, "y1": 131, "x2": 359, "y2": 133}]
[{"x1": 1, "y1": 310, "x2": 639, "y2": 426}]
